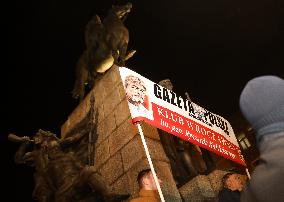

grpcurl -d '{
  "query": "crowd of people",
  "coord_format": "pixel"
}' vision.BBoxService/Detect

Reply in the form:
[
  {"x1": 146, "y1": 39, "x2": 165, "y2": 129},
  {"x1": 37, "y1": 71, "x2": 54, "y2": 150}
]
[{"x1": 130, "y1": 75, "x2": 284, "y2": 202}]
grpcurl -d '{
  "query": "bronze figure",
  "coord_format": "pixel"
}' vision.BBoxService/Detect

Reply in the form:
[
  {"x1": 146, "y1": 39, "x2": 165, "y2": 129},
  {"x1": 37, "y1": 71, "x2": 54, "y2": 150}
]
[
  {"x1": 9, "y1": 128, "x2": 128, "y2": 201},
  {"x1": 157, "y1": 79, "x2": 210, "y2": 186},
  {"x1": 42, "y1": 135, "x2": 128, "y2": 202},
  {"x1": 72, "y1": 2, "x2": 136, "y2": 101},
  {"x1": 9, "y1": 130, "x2": 56, "y2": 201}
]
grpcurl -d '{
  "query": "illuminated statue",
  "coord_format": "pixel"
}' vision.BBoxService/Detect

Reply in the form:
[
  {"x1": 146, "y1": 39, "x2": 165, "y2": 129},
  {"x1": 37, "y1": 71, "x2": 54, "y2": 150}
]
[{"x1": 72, "y1": 2, "x2": 136, "y2": 101}]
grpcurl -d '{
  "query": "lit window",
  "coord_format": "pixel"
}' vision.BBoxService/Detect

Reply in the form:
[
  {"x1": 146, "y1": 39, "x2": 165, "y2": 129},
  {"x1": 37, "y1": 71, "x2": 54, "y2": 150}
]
[{"x1": 237, "y1": 133, "x2": 251, "y2": 150}]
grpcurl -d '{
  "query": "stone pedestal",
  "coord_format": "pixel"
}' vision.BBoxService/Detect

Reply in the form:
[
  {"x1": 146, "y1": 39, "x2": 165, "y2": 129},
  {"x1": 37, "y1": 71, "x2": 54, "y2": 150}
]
[{"x1": 61, "y1": 65, "x2": 182, "y2": 201}]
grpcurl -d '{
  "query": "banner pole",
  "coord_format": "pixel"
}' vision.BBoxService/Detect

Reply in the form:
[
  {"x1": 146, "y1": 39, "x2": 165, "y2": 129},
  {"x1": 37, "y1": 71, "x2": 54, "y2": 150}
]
[
  {"x1": 137, "y1": 123, "x2": 166, "y2": 202},
  {"x1": 245, "y1": 168, "x2": 251, "y2": 180}
]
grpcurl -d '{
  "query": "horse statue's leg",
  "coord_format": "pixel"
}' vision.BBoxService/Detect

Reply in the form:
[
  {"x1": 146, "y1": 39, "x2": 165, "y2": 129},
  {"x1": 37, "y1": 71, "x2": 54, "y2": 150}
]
[
  {"x1": 72, "y1": 52, "x2": 89, "y2": 102},
  {"x1": 116, "y1": 31, "x2": 136, "y2": 65}
]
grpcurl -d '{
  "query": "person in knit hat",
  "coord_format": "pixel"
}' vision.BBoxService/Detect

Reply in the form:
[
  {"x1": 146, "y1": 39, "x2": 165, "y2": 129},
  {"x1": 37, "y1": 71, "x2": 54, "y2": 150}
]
[{"x1": 239, "y1": 75, "x2": 284, "y2": 202}]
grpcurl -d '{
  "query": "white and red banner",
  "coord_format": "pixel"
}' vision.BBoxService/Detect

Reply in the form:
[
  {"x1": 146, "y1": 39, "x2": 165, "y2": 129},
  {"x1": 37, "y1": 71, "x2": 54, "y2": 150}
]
[{"x1": 119, "y1": 67, "x2": 246, "y2": 166}]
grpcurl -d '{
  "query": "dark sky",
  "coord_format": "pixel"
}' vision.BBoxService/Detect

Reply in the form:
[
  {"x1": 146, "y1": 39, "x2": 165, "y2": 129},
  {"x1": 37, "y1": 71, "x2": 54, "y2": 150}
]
[{"x1": 2, "y1": 0, "x2": 283, "y2": 200}]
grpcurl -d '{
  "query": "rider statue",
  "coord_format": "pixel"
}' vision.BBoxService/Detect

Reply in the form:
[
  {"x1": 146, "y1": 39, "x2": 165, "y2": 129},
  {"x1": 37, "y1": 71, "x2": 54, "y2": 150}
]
[{"x1": 72, "y1": 2, "x2": 136, "y2": 102}]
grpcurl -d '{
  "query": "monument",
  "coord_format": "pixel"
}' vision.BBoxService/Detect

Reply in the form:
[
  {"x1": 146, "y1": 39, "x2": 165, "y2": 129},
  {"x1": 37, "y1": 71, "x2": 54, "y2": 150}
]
[{"x1": 9, "y1": 2, "x2": 237, "y2": 201}]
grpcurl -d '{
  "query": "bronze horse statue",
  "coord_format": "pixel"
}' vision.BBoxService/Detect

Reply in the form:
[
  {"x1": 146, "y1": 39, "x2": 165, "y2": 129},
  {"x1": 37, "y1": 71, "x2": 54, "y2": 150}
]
[{"x1": 72, "y1": 2, "x2": 136, "y2": 101}]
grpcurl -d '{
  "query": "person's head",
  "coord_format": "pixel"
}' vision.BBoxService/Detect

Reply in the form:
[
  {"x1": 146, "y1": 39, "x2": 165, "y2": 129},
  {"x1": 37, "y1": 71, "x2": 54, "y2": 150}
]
[
  {"x1": 34, "y1": 129, "x2": 59, "y2": 144},
  {"x1": 222, "y1": 173, "x2": 244, "y2": 191},
  {"x1": 124, "y1": 75, "x2": 147, "y2": 106},
  {"x1": 137, "y1": 169, "x2": 162, "y2": 190},
  {"x1": 34, "y1": 129, "x2": 53, "y2": 145},
  {"x1": 239, "y1": 75, "x2": 284, "y2": 144},
  {"x1": 33, "y1": 130, "x2": 45, "y2": 145},
  {"x1": 34, "y1": 129, "x2": 60, "y2": 154}
]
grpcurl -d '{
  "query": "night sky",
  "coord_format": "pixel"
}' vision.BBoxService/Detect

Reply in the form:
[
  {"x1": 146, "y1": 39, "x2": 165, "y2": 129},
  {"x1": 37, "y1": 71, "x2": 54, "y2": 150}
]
[{"x1": 2, "y1": 0, "x2": 283, "y2": 201}]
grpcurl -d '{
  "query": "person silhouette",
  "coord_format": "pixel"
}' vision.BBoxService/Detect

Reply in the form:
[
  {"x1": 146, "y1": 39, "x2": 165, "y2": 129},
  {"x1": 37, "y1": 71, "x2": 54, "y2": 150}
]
[{"x1": 239, "y1": 75, "x2": 284, "y2": 202}]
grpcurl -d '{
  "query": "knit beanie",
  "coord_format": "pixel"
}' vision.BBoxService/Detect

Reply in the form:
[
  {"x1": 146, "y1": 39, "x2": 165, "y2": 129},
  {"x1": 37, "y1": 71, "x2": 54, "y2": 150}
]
[{"x1": 239, "y1": 75, "x2": 284, "y2": 143}]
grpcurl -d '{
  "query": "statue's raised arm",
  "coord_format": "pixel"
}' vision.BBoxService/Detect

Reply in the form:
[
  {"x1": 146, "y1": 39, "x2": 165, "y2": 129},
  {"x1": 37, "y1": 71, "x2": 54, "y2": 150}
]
[{"x1": 8, "y1": 130, "x2": 53, "y2": 201}]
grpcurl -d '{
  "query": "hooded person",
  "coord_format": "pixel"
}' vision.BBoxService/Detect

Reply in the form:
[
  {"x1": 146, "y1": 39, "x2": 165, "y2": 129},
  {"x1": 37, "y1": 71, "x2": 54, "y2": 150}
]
[{"x1": 239, "y1": 75, "x2": 284, "y2": 202}]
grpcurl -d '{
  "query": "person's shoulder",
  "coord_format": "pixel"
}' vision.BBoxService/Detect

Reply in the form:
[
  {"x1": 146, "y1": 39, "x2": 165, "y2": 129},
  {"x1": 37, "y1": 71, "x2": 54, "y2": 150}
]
[
  {"x1": 130, "y1": 195, "x2": 159, "y2": 202},
  {"x1": 218, "y1": 188, "x2": 240, "y2": 202},
  {"x1": 130, "y1": 197, "x2": 158, "y2": 202},
  {"x1": 218, "y1": 188, "x2": 232, "y2": 199},
  {"x1": 218, "y1": 188, "x2": 230, "y2": 194},
  {"x1": 129, "y1": 198, "x2": 140, "y2": 202},
  {"x1": 218, "y1": 188, "x2": 229, "y2": 196}
]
